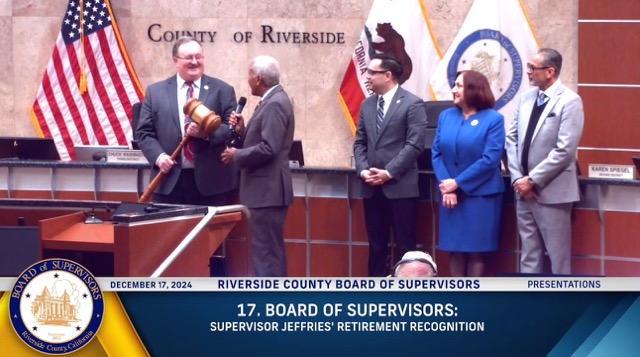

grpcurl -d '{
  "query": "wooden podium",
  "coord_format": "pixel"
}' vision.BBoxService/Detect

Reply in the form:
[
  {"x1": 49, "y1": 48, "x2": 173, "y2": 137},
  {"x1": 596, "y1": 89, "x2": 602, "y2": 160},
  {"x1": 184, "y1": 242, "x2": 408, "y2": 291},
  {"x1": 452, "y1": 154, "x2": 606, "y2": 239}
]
[{"x1": 39, "y1": 206, "x2": 245, "y2": 277}]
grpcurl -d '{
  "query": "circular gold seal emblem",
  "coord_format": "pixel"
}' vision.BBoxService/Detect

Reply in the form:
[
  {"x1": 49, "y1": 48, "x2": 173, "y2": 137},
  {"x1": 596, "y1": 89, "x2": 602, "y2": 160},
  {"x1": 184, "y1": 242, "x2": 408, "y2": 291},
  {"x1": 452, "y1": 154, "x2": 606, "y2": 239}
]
[{"x1": 9, "y1": 259, "x2": 104, "y2": 354}]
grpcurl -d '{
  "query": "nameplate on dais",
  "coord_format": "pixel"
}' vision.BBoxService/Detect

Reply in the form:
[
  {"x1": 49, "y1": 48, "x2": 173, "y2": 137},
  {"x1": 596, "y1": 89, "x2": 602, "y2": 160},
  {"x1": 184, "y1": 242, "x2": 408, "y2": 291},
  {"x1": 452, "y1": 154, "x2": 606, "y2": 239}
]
[
  {"x1": 588, "y1": 164, "x2": 635, "y2": 180},
  {"x1": 106, "y1": 149, "x2": 149, "y2": 164}
]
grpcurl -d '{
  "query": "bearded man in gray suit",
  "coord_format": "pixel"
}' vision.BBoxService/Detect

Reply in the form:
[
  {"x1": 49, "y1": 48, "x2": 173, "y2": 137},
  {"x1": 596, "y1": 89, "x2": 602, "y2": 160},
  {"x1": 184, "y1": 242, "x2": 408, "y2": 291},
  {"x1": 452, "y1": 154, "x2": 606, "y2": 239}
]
[
  {"x1": 221, "y1": 56, "x2": 294, "y2": 277},
  {"x1": 506, "y1": 48, "x2": 584, "y2": 275},
  {"x1": 353, "y1": 54, "x2": 427, "y2": 277}
]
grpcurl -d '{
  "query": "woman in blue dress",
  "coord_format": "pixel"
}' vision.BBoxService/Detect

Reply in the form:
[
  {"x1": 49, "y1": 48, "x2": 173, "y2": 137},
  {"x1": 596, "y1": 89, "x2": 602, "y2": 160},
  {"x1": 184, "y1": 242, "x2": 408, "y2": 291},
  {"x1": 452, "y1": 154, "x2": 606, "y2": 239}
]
[{"x1": 431, "y1": 70, "x2": 505, "y2": 277}]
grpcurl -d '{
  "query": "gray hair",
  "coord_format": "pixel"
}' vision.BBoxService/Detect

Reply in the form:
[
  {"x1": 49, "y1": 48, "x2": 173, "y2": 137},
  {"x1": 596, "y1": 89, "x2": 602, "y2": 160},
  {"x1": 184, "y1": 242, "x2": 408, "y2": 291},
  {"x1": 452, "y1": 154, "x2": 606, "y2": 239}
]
[
  {"x1": 537, "y1": 48, "x2": 562, "y2": 78},
  {"x1": 251, "y1": 55, "x2": 280, "y2": 87},
  {"x1": 172, "y1": 36, "x2": 202, "y2": 58}
]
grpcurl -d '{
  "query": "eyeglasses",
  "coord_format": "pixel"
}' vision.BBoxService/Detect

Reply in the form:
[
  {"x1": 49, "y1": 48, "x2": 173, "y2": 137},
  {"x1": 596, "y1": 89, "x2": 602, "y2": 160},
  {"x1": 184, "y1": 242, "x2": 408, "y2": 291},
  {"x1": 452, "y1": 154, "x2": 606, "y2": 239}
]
[
  {"x1": 366, "y1": 69, "x2": 388, "y2": 76},
  {"x1": 176, "y1": 55, "x2": 204, "y2": 62},
  {"x1": 526, "y1": 64, "x2": 549, "y2": 72}
]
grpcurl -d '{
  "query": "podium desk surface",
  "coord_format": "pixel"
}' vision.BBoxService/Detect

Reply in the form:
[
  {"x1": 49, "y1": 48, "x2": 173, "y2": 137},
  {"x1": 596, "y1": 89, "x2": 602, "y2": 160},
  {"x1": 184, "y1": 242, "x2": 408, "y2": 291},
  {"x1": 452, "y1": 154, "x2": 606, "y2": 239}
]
[
  {"x1": 42, "y1": 222, "x2": 114, "y2": 252},
  {"x1": 0, "y1": 199, "x2": 209, "y2": 224}
]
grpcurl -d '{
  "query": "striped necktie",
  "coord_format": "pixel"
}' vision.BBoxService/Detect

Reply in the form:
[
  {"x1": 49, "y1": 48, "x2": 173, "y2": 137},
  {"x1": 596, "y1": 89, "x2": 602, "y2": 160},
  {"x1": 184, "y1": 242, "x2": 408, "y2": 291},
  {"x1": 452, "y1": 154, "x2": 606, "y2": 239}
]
[
  {"x1": 376, "y1": 96, "x2": 385, "y2": 134},
  {"x1": 184, "y1": 81, "x2": 194, "y2": 162}
]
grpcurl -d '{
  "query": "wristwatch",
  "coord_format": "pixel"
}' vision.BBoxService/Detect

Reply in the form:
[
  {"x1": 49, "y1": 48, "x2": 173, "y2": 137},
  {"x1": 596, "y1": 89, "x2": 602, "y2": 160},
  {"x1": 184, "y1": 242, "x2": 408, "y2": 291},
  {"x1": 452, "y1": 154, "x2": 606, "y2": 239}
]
[{"x1": 527, "y1": 177, "x2": 534, "y2": 185}]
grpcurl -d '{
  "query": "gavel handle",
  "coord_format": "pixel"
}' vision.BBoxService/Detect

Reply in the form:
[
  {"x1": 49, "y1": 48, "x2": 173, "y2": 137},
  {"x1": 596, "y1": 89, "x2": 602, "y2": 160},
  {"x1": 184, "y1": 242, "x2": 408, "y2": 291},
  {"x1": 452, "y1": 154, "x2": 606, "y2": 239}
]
[{"x1": 139, "y1": 135, "x2": 191, "y2": 203}]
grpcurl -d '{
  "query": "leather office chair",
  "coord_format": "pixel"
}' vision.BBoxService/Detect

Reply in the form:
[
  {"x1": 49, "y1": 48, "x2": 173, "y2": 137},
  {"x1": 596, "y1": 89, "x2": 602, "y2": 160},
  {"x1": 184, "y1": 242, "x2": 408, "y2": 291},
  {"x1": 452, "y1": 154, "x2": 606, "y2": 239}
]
[
  {"x1": 131, "y1": 102, "x2": 142, "y2": 149},
  {"x1": 418, "y1": 100, "x2": 454, "y2": 170}
]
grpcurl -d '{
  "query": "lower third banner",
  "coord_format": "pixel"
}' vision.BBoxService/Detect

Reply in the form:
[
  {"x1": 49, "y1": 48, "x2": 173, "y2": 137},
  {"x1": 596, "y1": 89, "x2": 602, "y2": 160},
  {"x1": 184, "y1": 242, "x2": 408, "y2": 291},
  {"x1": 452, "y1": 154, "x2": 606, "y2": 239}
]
[{"x1": 115, "y1": 291, "x2": 639, "y2": 356}]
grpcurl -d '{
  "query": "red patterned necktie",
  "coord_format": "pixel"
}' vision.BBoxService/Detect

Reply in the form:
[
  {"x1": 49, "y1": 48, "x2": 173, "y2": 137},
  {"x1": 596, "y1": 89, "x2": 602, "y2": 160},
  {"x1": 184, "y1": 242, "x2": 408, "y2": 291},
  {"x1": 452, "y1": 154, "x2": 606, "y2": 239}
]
[{"x1": 184, "y1": 81, "x2": 194, "y2": 162}]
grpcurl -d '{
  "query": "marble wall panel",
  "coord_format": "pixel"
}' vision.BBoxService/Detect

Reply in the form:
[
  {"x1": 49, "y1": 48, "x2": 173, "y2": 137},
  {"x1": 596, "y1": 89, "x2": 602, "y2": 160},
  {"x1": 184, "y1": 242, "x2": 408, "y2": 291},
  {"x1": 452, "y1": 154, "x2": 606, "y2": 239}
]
[
  {"x1": 0, "y1": 17, "x2": 12, "y2": 133},
  {"x1": 0, "y1": 0, "x2": 10, "y2": 17}
]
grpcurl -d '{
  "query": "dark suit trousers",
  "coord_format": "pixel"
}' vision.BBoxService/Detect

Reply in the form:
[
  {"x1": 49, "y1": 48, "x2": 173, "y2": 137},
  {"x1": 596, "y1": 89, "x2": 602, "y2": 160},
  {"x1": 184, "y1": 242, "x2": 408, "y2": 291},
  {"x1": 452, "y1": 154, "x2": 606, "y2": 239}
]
[
  {"x1": 249, "y1": 206, "x2": 288, "y2": 277},
  {"x1": 363, "y1": 189, "x2": 416, "y2": 276},
  {"x1": 152, "y1": 169, "x2": 232, "y2": 206}
]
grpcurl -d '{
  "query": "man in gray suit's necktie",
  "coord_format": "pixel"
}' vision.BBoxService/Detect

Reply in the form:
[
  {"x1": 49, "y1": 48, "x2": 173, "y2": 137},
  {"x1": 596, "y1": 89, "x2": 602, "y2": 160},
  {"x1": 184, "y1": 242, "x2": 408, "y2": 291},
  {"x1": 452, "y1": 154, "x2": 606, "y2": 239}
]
[{"x1": 506, "y1": 48, "x2": 585, "y2": 275}]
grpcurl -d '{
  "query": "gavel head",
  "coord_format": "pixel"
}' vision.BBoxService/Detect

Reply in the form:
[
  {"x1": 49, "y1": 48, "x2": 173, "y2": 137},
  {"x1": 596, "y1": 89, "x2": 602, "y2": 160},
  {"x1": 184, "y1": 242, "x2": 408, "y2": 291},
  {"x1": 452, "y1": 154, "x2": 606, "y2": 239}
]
[{"x1": 183, "y1": 98, "x2": 222, "y2": 134}]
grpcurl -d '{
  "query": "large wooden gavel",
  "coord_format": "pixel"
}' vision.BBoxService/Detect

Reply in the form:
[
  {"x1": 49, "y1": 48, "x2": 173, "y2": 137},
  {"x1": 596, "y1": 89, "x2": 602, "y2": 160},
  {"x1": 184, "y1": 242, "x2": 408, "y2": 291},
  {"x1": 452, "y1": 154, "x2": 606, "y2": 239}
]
[{"x1": 138, "y1": 98, "x2": 221, "y2": 203}]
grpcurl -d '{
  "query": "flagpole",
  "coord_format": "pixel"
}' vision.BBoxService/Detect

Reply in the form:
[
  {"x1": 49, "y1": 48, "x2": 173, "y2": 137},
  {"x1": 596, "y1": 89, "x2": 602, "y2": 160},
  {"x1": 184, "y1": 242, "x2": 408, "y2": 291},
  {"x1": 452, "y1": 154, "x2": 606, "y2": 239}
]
[{"x1": 78, "y1": 0, "x2": 86, "y2": 94}]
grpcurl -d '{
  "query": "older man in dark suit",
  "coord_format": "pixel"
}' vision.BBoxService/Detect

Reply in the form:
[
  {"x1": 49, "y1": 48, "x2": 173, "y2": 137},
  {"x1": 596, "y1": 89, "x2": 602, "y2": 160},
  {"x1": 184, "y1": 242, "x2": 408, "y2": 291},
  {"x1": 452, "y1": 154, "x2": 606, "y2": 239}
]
[
  {"x1": 353, "y1": 54, "x2": 427, "y2": 277},
  {"x1": 221, "y1": 55, "x2": 294, "y2": 277},
  {"x1": 137, "y1": 36, "x2": 238, "y2": 206}
]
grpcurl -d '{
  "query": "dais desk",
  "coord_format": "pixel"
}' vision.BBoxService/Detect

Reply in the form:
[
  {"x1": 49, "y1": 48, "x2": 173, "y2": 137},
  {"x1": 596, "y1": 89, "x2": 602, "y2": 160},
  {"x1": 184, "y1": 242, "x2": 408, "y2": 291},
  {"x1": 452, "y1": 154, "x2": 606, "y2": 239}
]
[{"x1": 0, "y1": 161, "x2": 638, "y2": 276}]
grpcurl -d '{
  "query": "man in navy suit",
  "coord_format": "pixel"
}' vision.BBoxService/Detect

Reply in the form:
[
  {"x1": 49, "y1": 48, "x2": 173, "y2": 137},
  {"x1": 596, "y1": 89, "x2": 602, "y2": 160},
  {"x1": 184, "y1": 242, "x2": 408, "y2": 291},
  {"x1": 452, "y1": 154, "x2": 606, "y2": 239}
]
[
  {"x1": 506, "y1": 48, "x2": 584, "y2": 275},
  {"x1": 353, "y1": 54, "x2": 427, "y2": 277},
  {"x1": 137, "y1": 36, "x2": 238, "y2": 205},
  {"x1": 221, "y1": 56, "x2": 294, "y2": 277}
]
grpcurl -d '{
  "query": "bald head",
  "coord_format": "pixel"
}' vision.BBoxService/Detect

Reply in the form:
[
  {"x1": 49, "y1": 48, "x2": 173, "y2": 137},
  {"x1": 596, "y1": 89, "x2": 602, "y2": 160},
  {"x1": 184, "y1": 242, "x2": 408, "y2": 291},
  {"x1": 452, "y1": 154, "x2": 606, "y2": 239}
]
[
  {"x1": 392, "y1": 251, "x2": 437, "y2": 277},
  {"x1": 395, "y1": 260, "x2": 436, "y2": 278}
]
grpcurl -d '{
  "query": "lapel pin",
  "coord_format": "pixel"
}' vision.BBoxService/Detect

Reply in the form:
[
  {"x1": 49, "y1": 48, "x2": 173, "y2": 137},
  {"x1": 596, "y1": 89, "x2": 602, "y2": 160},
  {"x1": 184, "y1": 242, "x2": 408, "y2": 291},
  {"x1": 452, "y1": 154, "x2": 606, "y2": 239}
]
[
  {"x1": 204, "y1": 85, "x2": 209, "y2": 90},
  {"x1": 471, "y1": 119, "x2": 479, "y2": 126}
]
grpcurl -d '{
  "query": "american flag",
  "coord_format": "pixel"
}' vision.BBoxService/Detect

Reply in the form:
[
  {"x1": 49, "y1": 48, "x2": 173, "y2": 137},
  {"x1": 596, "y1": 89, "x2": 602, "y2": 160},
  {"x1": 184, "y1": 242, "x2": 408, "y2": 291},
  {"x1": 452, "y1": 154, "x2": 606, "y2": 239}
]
[{"x1": 29, "y1": 0, "x2": 143, "y2": 161}]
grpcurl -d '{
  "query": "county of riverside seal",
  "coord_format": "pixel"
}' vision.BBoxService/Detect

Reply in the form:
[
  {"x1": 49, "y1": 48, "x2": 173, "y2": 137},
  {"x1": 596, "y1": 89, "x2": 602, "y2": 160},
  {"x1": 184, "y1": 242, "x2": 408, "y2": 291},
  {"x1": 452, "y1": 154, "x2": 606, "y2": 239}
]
[
  {"x1": 446, "y1": 28, "x2": 525, "y2": 111},
  {"x1": 9, "y1": 259, "x2": 104, "y2": 354}
]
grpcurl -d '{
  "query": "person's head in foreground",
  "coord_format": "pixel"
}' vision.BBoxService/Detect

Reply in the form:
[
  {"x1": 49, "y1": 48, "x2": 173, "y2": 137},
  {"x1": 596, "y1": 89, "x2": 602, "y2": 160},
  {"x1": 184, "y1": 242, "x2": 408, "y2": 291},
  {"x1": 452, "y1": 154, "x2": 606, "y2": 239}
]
[{"x1": 392, "y1": 251, "x2": 438, "y2": 277}]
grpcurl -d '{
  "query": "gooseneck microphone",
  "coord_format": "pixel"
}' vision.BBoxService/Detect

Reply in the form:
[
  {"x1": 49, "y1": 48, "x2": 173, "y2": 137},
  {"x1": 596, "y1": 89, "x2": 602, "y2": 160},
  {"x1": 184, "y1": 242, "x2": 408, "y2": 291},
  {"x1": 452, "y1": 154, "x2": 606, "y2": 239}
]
[{"x1": 229, "y1": 96, "x2": 247, "y2": 147}]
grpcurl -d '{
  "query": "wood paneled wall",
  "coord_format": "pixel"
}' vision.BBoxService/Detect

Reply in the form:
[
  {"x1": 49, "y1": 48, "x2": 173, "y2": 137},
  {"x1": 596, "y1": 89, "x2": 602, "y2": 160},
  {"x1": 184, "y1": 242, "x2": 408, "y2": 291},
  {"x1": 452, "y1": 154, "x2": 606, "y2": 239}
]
[{"x1": 577, "y1": 1, "x2": 640, "y2": 170}]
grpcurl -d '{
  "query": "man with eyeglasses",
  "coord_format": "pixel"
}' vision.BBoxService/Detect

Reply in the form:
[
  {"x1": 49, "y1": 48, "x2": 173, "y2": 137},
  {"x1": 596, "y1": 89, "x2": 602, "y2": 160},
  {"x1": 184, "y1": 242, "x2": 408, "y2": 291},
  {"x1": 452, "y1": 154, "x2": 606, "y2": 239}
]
[
  {"x1": 353, "y1": 54, "x2": 427, "y2": 277},
  {"x1": 506, "y1": 48, "x2": 584, "y2": 275},
  {"x1": 137, "y1": 36, "x2": 239, "y2": 206}
]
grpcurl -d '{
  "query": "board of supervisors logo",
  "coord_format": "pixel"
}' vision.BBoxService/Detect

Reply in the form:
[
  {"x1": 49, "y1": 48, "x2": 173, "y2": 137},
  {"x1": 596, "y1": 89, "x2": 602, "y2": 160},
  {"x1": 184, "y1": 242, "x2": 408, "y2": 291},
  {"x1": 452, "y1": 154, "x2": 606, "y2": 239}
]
[
  {"x1": 446, "y1": 29, "x2": 525, "y2": 111},
  {"x1": 8, "y1": 259, "x2": 104, "y2": 354}
]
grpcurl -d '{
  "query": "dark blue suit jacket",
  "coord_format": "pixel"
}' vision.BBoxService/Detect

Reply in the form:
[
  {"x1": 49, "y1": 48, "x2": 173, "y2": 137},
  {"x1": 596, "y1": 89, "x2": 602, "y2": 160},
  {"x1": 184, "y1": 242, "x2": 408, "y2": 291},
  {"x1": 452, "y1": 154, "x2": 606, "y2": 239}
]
[{"x1": 431, "y1": 108, "x2": 505, "y2": 196}]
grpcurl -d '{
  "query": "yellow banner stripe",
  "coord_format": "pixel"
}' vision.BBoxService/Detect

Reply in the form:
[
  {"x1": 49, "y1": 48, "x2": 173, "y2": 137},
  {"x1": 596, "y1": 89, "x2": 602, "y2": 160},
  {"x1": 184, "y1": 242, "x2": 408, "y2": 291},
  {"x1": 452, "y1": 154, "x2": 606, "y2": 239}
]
[
  {"x1": 97, "y1": 292, "x2": 149, "y2": 357},
  {"x1": 0, "y1": 292, "x2": 148, "y2": 356}
]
